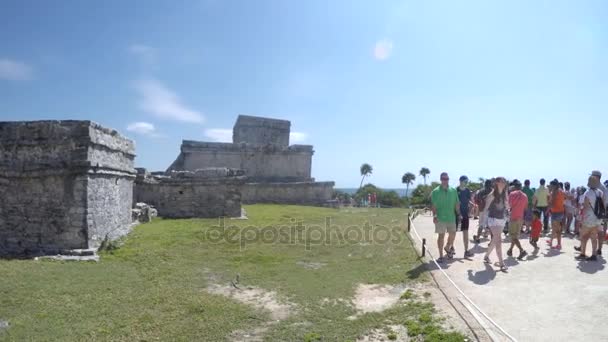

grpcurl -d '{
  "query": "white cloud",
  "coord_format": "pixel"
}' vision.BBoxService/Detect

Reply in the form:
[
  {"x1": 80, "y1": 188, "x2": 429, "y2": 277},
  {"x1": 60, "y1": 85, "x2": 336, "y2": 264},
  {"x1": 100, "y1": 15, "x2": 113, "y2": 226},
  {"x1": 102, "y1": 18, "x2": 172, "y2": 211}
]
[
  {"x1": 128, "y1": 44, "x2": 157, "y2": 66},
  {"x1": 134, "y1": 78, "x2": 204, "y2": 124},
  {"x1": 129, "y1": 44, "x2": 155, "y2": 55},
  {"x1": 290, "y1": 132, "x2": 308, "y2": 143},
  {"x1": 204, "y1": 128, "x2": 232, "y2": 142},
  {"x1": 127, "y1": 121, "x2": 156, "y2": 135},
  {"x1": 0, "y1": 58, "x2": 33, "y2": 80},
  {"x1": 204, "y1": 129, "x2": 308, "y2": 144},
  {"x1": 373, "y1": 39, "x2": 393, "y2": 61}
]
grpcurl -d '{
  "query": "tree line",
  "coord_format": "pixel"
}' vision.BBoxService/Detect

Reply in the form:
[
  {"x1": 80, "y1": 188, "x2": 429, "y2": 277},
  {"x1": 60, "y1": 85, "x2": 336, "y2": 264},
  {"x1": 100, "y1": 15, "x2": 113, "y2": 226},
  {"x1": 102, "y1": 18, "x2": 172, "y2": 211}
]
[{"x1": 333, "y1": 164, "x2": 484, "y2": 208}]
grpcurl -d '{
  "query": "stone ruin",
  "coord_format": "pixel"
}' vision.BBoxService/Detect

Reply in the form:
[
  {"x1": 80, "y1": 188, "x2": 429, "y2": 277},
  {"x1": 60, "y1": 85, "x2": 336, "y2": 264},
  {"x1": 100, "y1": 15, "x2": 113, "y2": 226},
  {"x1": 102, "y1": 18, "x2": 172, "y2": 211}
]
[
  {"x1": 166, "y1": 115, "x2": 335, "y2": 205},
  {"x1": 0, "y1": 120, "x2": 135, "y2": 256},
  {"x1": 134, "y1": 167, "x2": 245, "y2": 218},
  {"x1": 0, "y1": 115, "x2": 333, "y2": 257}
]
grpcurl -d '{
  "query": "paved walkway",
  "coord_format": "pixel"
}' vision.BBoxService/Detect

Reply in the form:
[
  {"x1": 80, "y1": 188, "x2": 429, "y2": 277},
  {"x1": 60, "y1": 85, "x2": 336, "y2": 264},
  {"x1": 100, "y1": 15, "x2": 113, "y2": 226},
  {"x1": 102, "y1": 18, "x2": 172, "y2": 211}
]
[{"x1": 410, "y1": 213, "x2": 608, "y2": 342}]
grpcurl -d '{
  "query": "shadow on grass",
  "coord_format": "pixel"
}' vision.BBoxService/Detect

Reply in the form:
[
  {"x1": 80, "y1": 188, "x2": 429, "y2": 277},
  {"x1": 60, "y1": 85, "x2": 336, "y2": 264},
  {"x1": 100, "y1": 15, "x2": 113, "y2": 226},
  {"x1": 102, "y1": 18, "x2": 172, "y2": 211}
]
[{"x1": 466, "y1": 264, "x2": 496, "y2": 285}]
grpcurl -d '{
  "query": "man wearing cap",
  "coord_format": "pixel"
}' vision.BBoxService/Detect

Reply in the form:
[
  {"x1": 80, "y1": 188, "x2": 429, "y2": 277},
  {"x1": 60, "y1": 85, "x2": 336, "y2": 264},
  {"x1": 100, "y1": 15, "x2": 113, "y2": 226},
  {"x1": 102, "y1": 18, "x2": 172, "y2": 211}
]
[
  {"x1": 534, "y1": 179, "x2": 550, "y2": 234},
  {"x1": 431, "y1": 172, "x2": 461, "y2": 263},
  {"x1": 507, "y1": 179, "x2": 528, "y2": 259},
  {"x1": 591, "y1": 170, "x2": 607, "y2": 255},
  {"x1": 576, "y1": 176, "x2": 603, "y2": 261},
  {"x1": 457, "y1": 175, "x2": 475, "y2": 258}
]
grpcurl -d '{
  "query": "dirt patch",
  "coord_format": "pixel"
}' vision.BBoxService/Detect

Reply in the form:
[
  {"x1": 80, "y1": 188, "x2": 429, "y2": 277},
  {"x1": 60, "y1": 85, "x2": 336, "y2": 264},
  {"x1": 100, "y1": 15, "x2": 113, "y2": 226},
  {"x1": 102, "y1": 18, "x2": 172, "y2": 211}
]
[
  {"x1": 356, "y1": 325, "x2": 409, "y2": 342},
  {"x1": 351, "y1": 283, "x2": 408, "y2": 314},
  {"x1": 320, "y1": 297, "x2": 350, "y2": 307},
  {"x1": 296, "y1": 261, "x2": 326, "y2": 270},
  {"x1": 206, "y1": 284, "x2": 295, "y2": 321},
  {"x1": 228, "y1": 326, "x2": 268, "y2": 342},
  {"x1": 354, "y1": 282, "x2": 472, "y2": 341}
]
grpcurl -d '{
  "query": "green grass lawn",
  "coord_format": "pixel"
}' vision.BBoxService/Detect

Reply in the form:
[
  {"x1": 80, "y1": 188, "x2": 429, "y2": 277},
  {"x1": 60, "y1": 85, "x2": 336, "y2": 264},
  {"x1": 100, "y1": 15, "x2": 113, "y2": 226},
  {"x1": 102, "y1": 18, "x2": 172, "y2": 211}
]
[{"x1": 0, "y1": 205, "x2": 467, "y2": 341}]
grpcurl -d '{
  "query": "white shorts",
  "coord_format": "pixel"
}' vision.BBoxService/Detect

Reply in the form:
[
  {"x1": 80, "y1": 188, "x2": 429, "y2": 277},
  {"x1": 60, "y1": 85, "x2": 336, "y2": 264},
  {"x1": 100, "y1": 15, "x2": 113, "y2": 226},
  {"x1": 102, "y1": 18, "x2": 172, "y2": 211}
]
[
  {"x1": 487, "y1": 217, "x2": 507, "y2": 228},
  {"x1": 565, "y1": 205, "x2": 575, "y2": 215}
]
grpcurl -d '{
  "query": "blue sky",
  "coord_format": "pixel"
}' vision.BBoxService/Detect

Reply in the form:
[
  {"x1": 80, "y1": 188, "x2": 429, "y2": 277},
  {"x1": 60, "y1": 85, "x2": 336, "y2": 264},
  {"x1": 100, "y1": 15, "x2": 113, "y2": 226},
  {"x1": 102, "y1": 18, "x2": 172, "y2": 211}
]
[{"x1": 1, "y1": 0, "x2": 607, "y2": 189}]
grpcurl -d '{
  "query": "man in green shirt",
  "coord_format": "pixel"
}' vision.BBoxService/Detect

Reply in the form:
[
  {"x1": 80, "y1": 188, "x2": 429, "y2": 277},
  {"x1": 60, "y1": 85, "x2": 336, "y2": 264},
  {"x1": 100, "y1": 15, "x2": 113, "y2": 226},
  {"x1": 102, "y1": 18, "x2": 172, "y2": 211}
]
[
  {"x1": 534, "y1": 178, "x2": 550, "y2": 233},
  {"x1": 431, "y1": 172, "x2": 461, "y2": 262},
  {"x1": 522, "y1": 179, "x2": 535, "y2": 230}
]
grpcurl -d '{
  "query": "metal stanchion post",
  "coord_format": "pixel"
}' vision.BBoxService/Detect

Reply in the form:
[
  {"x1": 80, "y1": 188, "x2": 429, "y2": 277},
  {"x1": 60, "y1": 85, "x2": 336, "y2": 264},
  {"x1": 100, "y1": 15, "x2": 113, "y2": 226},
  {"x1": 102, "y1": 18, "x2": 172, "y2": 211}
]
[{"x1": 422, "y1": 238, "x2": 426, "y2": 257}]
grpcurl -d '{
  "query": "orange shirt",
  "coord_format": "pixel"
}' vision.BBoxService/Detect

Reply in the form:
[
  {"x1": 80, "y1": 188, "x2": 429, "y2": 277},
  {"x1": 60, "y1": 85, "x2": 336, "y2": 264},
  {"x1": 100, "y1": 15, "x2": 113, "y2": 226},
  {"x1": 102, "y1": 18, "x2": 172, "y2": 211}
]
[{"x1": 551, "y1": 190, "x2": 565, "y2": 213}]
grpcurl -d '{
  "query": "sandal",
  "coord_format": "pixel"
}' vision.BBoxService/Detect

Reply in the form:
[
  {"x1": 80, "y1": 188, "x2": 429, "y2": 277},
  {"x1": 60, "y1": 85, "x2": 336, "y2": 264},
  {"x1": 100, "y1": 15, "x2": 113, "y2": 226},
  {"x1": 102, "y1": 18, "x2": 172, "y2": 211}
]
[
  {"x1": 499, "y1": 264, "x2": 508, "y2": 272},
  {"x1": 483, "y1": 256, "x2": 491, "y2": 264},
  {"x1": 444, "y1": 247, "x2": 454, "y2": 259}
]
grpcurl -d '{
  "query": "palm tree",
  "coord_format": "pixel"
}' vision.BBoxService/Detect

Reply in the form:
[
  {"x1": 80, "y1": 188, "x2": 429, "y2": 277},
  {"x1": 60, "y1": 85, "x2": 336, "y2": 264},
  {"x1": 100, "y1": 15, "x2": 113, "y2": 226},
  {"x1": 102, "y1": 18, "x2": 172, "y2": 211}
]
[
  {"x1": 401, "y1": 172, "x2": 416, "y2": 198},
  {"x1": 359, "y1": 163, "x2": 373, "y2": 188},
  {"x1": 419, "y1": 167, "x2": 431, "y2": 185}
]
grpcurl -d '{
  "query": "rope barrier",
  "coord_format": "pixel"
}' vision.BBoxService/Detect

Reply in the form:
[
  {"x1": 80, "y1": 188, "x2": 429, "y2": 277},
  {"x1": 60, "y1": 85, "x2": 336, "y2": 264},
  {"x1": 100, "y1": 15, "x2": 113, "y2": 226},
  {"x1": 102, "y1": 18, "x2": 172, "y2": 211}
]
[{"x1": 408, "y1": 211, "x2": 518, "y2": 342}]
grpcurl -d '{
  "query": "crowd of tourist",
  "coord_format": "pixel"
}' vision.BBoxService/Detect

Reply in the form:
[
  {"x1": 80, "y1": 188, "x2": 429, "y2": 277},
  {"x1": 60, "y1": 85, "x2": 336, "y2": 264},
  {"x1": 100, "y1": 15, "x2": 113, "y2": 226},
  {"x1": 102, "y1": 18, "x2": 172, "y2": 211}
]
[{"x1": 430, "y1": 171, "x2": 608, "y2": 272}]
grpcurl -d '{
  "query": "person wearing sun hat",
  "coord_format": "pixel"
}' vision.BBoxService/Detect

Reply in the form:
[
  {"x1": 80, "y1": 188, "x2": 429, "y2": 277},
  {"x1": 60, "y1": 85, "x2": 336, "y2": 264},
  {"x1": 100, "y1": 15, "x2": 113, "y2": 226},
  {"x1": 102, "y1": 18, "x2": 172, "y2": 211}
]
[
  {"x1": 591, "y1": 170, "x2": 607, "y2": 255},
  {"x1": 576, "y1": 176, "x2": 603, "y2": 261}
]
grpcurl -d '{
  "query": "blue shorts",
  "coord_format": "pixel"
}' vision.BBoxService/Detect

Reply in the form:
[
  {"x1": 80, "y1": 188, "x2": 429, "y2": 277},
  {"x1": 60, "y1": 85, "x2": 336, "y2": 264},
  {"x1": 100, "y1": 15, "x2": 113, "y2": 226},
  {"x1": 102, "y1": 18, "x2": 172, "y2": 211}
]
[
  {"x1": 524, "y1": 209, "x2": 533, "y2": 222},
  {"x1": 552, "y1": 212, "x2": 565, "y2": 222}
]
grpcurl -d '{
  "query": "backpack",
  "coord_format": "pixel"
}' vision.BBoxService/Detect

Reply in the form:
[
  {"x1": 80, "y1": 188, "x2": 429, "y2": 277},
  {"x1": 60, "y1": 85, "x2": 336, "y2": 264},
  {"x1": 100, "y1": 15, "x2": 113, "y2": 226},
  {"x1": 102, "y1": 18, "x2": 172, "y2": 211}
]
[
  {"x1": 593, "y1": 190, "x2": 607, "y2": 219},
  {"x1": 476, "y1": 189, "x2": 489, "y2": 209}
]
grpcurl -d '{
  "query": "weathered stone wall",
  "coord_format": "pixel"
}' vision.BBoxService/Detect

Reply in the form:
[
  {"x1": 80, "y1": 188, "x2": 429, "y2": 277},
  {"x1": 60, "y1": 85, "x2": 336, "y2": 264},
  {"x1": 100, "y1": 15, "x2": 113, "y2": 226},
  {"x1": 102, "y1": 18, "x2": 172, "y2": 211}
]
[
  {"x1": 134, "y1": 168, "x2": 245, "y2": 218},
  {"x1": 0, "y1": 120, "x2": 135, "y2": 256},
  {"x1": 167, "y1": 141, "x2": 313, "y2": 182},
  {"x1": 87, "y1": 175, "x2": 134, "y2": 247},
  {"x1": 242, "y1": 181, "x2": 335, "y2": 205},
  {"x1": 233, "y1": 115, "x2": 290, "y2": 147},
  {"x1": 0, "y1": 175, "x2": 89, "y2": 255}
]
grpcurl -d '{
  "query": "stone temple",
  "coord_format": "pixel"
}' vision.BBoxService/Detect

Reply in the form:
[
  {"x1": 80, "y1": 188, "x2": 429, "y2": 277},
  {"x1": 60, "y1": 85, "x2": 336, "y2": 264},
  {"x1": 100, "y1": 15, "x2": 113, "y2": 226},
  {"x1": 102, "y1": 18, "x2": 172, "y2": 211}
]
[
  {"x1": 0, "y1": 121, "x2": 135, "y2": 256},
  {"x1": 0, "y1": 116, "x2": 333, "y2": 257},
  {"x1": 165, "y1": 115, "x2": 334, "y2": 205}
]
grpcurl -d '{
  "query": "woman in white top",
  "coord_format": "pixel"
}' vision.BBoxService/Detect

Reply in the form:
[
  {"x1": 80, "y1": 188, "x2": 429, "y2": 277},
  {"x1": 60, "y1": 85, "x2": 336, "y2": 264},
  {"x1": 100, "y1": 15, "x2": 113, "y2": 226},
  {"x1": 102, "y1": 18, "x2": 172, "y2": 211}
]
[{"x1": 483, "y1": 177, "x2": 510, "y2": 271}]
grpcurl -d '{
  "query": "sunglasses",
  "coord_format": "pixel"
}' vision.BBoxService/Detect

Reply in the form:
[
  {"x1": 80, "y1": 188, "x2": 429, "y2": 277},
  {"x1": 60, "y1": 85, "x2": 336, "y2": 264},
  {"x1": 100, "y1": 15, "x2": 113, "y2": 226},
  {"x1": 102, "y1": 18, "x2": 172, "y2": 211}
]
[{"x1": 441, "y1": 178, "x2": 449, "y2": 181}]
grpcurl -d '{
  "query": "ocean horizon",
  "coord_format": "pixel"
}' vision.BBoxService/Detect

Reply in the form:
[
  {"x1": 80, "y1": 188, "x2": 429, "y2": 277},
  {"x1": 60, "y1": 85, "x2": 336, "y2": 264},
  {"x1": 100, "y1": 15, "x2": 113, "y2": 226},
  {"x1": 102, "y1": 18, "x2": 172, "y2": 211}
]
[{"x1": 336, "y1": 188, "x2": 412, "y2": 197}]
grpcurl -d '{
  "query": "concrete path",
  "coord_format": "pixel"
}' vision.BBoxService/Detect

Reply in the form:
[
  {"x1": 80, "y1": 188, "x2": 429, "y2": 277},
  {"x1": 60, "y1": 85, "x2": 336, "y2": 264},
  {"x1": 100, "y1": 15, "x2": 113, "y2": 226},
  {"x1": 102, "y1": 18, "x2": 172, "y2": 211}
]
[{"x1": 410, "y1": 212, "x2": 608, "y2": 342}]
